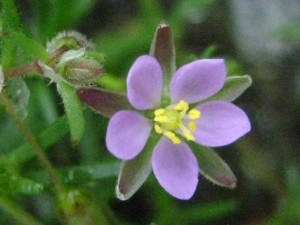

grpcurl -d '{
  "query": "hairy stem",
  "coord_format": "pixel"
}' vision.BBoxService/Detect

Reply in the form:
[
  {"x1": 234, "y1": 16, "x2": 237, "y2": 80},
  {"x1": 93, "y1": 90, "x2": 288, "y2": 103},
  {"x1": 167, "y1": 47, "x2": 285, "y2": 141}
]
[
  {"x1": 4, "y1": 60, "x2": 43, "y2": 78},
  {"x1": 0, "y1": 91, "x2": 62, "y2": 192}
]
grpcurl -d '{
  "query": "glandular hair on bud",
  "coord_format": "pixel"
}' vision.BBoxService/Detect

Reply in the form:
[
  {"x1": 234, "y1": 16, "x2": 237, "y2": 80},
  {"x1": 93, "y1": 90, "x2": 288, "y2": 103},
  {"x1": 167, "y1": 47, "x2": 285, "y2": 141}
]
[
  {"x1": 61, "y1": 58, "x2": 105, "y2": 85},
  {"x1": 46, "y1": 30, "x2": 94, "y2": 54}
]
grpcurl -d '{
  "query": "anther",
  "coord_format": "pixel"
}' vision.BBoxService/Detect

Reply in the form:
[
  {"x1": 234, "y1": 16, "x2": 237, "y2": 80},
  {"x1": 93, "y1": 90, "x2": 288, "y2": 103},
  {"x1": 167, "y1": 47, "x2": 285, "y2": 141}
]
[
  {"x1": 154, "y1": 108, "x2": 165, "y2": 116},
  {"x1": 188, "y1": 122, "x2": 197, "y2": 132},
  {"x1": 188, "y1": 109, "x2": 201, "y2": 119}
]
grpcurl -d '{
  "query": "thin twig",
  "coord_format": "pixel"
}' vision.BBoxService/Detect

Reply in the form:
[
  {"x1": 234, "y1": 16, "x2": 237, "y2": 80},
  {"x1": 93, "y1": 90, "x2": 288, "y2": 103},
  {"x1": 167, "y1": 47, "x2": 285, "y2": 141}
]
[{"x1": 0, "y1": 91, "x2": 62, "y2": 192}]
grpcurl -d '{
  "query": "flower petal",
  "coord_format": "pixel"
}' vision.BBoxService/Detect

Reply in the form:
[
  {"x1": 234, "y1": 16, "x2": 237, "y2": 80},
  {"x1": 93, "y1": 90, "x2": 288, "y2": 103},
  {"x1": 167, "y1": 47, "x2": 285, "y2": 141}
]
[
  {"x1": 170, "y1": 59, "x2": 226, "y2": 103},
  {"x1": 127, "y1": 55, "x2": 163, "y2": 110},
  {"x1": 194, "y1": 101, "x2": 251, "y2": 147},
  {"x1": 152, "y1": 137, "x2": 199, "y2": 200},
  {"x1": 106, "y1": 110, "x2": 152, "y2": 160}
]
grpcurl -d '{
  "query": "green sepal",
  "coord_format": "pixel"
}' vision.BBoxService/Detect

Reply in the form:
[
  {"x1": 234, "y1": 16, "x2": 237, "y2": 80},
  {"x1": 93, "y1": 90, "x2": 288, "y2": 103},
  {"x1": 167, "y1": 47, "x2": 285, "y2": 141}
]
[
  {"x1": 206, "y1": 75, "x2": 252, "y2": 102},
  {"x1": 116, "y1": 133, "x2": 160, "y2": 201},
  {"x1": 77, "y1": 87, "x2": 132, "y2": 117},
  {"x1": 150, "y1": 23, "x2": 176, "y2": 106},
  {"x1": 0, "y1": 173, "x2": 43, "y2": 195},
  {"x1": 58, "y1": 82, "x2": 85, "y2": 145},
  {"x1": 190, "y1": 143, "x2": 237, "y2": 188}
]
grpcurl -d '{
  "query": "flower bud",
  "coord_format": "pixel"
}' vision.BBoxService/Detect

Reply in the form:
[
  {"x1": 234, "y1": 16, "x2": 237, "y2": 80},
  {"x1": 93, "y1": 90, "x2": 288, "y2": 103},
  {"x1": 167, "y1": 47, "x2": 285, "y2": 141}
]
[
  {"x1": 59, "y1": 57, "x2": 104, "y2": 85},
  {"x1": 46, "y1": 30, "x2": 94, "y2": 54}
]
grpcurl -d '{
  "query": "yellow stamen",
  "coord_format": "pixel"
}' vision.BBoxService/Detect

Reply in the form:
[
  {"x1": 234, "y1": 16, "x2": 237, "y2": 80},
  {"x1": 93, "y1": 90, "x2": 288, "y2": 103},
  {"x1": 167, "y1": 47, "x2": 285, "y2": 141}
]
[
  {"x1": 153, "y1": 100, "x2": 200, "y2": 144},
  {"x1": 164, "y1": 131, "x2": 181, "y2": 144},
  {"x1": 154, "y1": 115, "x2": 168, "y2": 122},
  {"x1": 175, "y1": 100, "x2": 188, "y2": 111},
  {"x1": 188, "y1": 109, "x2": 201, "y2": 119},
  {"x1": 154, "y1": 124, "x2": 163, "y2": 134},
  {"x1": 154, "y1": 108, "x2": 165, "y2": 116},
  {"x1": 183, "y1": 130, "x2": 195, "y2": 141},
  {"x1": 171, "y1": 136, "x2": 181, "y2": 144},
  {"x1": 188, "y1": 122, "x2": 197, "y2": 132}
]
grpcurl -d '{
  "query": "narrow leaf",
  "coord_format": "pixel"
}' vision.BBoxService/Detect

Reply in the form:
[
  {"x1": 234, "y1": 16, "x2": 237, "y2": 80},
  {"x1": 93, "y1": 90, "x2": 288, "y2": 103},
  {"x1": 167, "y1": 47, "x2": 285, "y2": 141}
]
[
  {"x1": 9, "y1": 31, "x2": 48, "y2": 61},
  {"x1": 2, "y1": 0, "x2": 20, "y2": 31},
  {"x1": 0, "y1": 173, "x2": 43, "y2": 195},
  {"x1": 58, "y1": 82, "x2": 85, "y2": 145},
  {"x1": 62, "y1": 162, "x2": 120, "y2": 184},
  {"x1": 0, "y1": 197, "x2": 43, "y2": 225},
  {"x1": 30, "y1": 162, "x2": 120, "y2": 185},
  {"x1": 2, "y1": 0, "x2": 20, "y2": 69},
  {"x1": 207, "y1": 75, "x2": 252, "y2": 102},
  {"x1": 116, "y1": 134, "x2": 159, "y2": 200},
  {"x1": 6, "y1": 78, "x2": 30, "y2": 119},
  {"x1": 180, "y1": 199, "x2": 237, "y2": 222},
  {"x1": 3, "y1": 115, "x2": 69, "y2": 164},
  {"x1": 191, "y1": 143, "x2": 237, "y2": 188},
  {"x1": 77, "y1": 87, "x2": 132, "y2": 117}
]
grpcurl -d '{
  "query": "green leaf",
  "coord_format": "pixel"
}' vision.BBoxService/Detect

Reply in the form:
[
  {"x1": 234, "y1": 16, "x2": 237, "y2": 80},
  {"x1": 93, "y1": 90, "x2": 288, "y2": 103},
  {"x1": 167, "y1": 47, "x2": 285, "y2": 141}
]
[
  {"x1": 179, "y1": 199, "x2": 237, "y2": 222},
  {"x1": 190, "y1": 143, "x2": 237, "y2": 188},
  {"x1": 150, "y1": 23, "x2": 176, "y2": 105},
  {"x1": 206, "y1": 75, "x2": 252, "y2": 102},
  {"x1": 0, "y1": 173, "x2": 43, "y2": 195},
  {"x1": 62, "y1": 162, "x2": 120, "y2": 184},
  {"x1": 1, "y1": 0, "x2": 20, "y2": 32},
  {"x1": 31, "y1": 0, "x2": 96, "y2": 41},
  {"x1": 1, "y1": 0, "x2": 20, "y2": 69},
  {"x1": 8, "y1": 31, "x2": 48, "y2": 61},
  {"x1": 5, "y1": 78, "x2": 30, "y2": 119},
  {"x1": 116, "y1": 134, "x2": 160, "y2": 200},
  {"x1": 0, "y1": 197, "x2": 43, "y2": 225},
  {"x1": 59, "y1": 82, "x2": 85, "y2": 145},
  {"x1": 77, "y1": 87, "x2": 132, "y2": 117},
  {"x1": 58, "y1": 189, "x2": 111, "y2": 225},
  {"x1": 2, "y1": 115, "x2": 69, "y2": 164},
  {"x1": 30, "y1": 162, "x2": 120, "y2": 186}
]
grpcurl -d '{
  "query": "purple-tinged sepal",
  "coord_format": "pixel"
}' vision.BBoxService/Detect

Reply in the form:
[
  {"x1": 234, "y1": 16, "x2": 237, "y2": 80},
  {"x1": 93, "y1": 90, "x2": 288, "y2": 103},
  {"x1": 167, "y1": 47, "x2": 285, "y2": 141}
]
[
  {"x1": 77, "y1": 87, "x2": 132, "y2": 117},
  {"x1": 206, "y1": 75, "x2": 252, "y2": 102},
  {"x1": 191, "y1": 143, "x2": 237, "y2": 188}
]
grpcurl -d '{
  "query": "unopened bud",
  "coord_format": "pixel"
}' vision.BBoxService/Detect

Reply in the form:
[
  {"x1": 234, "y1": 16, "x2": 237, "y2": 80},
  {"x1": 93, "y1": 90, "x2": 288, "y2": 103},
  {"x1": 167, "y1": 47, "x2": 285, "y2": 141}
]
[
  {"x1": 60, "y1": 58, "x2": 104, "y2": 85},
  {"x1": 46, "y1": 30, "x2": 94, "y2": 54}
]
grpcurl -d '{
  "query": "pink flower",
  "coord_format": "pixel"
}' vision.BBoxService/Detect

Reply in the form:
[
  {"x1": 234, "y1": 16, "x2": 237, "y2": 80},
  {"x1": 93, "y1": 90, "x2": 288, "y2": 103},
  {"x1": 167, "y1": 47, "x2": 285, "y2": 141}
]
[{"x1": 106, "y1": 55, "x2": 251, "y2": 199}]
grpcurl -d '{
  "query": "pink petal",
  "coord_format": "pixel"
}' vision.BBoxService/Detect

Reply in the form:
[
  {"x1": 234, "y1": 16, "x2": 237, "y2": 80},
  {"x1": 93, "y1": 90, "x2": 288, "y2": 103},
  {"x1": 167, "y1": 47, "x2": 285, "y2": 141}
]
[
  {"x1": 170, "y1": 59, "x2": 226, "y2": 103},
  {"x1": 194, "y1": 101, "x2": 251, "y2": 147},
  {"x1": 106, "y1": 110, "x2": 152, "y2": 160},
  {"x1": 152, "y1": 137, "x2": 199, "y2": 200},
  {"x1": 127, "y1": 55, "x2": 163, "y2": 110}
]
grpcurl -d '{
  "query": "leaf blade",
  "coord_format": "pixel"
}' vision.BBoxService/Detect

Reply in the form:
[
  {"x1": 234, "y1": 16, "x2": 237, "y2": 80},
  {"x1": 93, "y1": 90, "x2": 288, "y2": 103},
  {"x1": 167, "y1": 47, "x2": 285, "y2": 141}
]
[{"x1": 59, "y1": 82, "x2": 85, "y2": 145}]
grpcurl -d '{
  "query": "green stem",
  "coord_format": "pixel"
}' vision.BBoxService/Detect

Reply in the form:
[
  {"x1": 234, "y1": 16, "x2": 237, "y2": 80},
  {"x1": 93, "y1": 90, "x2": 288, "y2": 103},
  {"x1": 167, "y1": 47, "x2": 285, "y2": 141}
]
[
  {"x1": 0, "y1": 197, "x2": 43, "y2": 225},
  {"x1": 0, "y1": 91, "x2": 62, "y2": 192},
  {"x1": 4, "y1": 60, "x2": 43, "y2": 78}
]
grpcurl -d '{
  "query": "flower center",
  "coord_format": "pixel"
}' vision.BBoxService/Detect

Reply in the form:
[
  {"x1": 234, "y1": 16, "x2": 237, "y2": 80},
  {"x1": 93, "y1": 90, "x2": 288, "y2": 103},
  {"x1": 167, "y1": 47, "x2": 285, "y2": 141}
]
[{"x1": 153, "y1": 100, "x2": 201, "y2": 144}]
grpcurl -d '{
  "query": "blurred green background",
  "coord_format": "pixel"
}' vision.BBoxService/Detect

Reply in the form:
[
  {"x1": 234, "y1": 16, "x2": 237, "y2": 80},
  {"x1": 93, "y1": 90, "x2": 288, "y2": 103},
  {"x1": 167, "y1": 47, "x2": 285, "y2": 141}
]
[{"x1": 1, "y1": 0, "x2": 300, "y2": 224}]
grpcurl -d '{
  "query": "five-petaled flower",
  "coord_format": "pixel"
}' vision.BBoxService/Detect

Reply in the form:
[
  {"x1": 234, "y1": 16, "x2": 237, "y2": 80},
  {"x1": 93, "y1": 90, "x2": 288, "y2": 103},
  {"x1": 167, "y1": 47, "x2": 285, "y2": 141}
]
[{"x1": 106, "y1": 55, "x2": 251, "y2": 200}]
